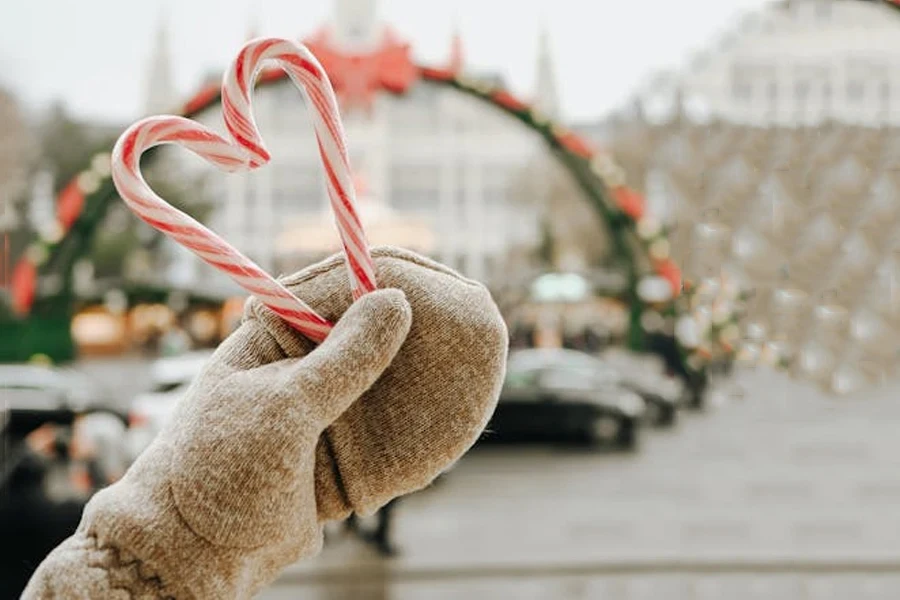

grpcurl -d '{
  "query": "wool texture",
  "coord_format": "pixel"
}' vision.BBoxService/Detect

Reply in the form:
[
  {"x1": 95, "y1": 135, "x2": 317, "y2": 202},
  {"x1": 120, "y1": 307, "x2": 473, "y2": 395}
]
[{"x1": 22, "y1": 247, "x2": 508, "y2": 599}]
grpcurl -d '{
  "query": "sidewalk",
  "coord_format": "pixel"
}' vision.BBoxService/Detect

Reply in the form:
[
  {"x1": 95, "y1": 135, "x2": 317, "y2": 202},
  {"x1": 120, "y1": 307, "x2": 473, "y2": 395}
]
[{"x1": 261, "y1": 369, "x2": 900, "y2": 599}]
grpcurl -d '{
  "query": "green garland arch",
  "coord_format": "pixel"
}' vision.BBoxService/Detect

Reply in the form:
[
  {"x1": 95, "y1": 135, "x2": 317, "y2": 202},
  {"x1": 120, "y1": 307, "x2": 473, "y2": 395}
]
[{"x1": 7, "y1": 61, "x2": 695, "y2": 377}]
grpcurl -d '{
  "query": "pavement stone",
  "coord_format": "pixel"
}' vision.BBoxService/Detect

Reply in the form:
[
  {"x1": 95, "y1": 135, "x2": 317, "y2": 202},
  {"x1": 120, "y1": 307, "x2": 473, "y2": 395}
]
[{"x1": 261, "y1": 368, "x2": 900, "y2": 598}]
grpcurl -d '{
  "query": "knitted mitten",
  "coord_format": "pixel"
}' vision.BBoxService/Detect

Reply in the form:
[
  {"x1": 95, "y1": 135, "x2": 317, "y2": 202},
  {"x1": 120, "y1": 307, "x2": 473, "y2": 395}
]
[
  {"x1": 24, "y1": 246, "x2": 509, "y2": 599},
  {"x1": 243, "y1": 247, "x2": 509, "y2": 520},
  {"x1": 23, "y1": 290, "x2": 412, "y2": 599}
]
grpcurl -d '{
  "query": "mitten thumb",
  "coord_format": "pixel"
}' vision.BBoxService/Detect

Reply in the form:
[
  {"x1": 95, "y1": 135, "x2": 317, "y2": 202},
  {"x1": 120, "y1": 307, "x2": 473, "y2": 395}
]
[
  {"x1": 167, "y1": 289, "x2": 411, "y2": 550},
  {"x1": 283, "y1": 288, "x2": 412, "y2": 429}
]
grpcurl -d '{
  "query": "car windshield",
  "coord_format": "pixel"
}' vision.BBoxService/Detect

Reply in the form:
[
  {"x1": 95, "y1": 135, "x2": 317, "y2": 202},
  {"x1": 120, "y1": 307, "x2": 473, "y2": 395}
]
[
  {"x1": 539, "y1": 365, "x2": 596, "y2": 391},
  {"x1": 151, "y1": 381, "x2": 188, "y2": 394},
  {"x1": 148, "y1": 352, "x2": 212, "y2": 390},
  {"x1": 0, "y1": 366, "x2": 66, "y2": 391},
  {"x1": 507, "y1": 350, "x2": 622, "y2": 385},
  {"x1": 1, "y1": 388, "x2": 67, "y2": 410}
]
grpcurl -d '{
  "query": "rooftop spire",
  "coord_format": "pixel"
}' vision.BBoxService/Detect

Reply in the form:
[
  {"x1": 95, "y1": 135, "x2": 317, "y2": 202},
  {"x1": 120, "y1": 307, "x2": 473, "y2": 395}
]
[
  {"x1": 144, "y1": 11, "x2": 177, "y2": 115},
  {"x1": 447, "y1": 21, "x2": 464, "y2": 74},
  {"x1": 246, "y1": 8, "x2": 261, "y2": 41},
  {"x1": 332, "y1": 0, "x2": 381, "y2": 51},
  {"x1": 533, "y1": 25, "x2": 560, "y2": 120}
]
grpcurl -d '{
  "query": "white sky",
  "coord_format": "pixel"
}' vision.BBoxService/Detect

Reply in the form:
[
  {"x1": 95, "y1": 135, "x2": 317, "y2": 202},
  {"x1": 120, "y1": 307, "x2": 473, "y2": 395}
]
[{"x1": 0, "y1": 0, "x2": 772, "y2": 124}]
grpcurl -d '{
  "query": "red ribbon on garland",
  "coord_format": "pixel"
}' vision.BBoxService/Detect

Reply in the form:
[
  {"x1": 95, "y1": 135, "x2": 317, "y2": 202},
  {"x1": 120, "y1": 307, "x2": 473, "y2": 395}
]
[
  {"x1": 612, "y1": 186, "x2": 645, "y2": 220},
  {"x1": 304, "y1": 28, "x2": 419, "y2": 110},
  {"x1": 11, "y1": 258, "x2": 36, "y2": 315},
  {"x1": 56, "y1": 180, "x2": 85, "y2": 230},
  {"x1": 654, "y1": 258, "x2": 682, "y2": 297}
]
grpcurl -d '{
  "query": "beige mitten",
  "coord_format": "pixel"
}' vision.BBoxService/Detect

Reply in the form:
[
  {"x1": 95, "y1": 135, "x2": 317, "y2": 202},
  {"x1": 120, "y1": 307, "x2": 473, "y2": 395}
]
[
  {"x1": 24, "y1": 246, "x2": 508, "y2": 599},
  {"x1": 23, "y1": 290, "x2": 413, "y2": 599},
  {"x1": 244, "y1": 246, "x2": 510, "y2": 520}
]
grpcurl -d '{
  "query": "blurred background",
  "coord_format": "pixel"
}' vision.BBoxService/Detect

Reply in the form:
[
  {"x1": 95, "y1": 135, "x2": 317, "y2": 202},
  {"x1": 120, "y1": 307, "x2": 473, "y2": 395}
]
[{"x1": 4, "y1": 0, "x2": 900, "y2": 598}]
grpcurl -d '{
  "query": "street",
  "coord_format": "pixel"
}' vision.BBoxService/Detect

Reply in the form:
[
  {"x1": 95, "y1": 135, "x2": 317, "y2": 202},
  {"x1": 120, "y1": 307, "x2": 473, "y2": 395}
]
[
  {"x1": 73, "y1": 356, "x2": 900, "y2": 598},
  {"x1": 258, "y1": 368, "x2": 900, "y2": 599}
]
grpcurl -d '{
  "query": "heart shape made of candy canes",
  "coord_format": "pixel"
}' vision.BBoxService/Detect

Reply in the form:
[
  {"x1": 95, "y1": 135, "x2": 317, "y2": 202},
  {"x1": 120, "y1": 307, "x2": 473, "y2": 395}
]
[
  {"x1": 111, "y1": 37, "x2": 510, "y2": 524},
  {"x1": 112, "y1": 37, "x2": 376, "y2": 343}
]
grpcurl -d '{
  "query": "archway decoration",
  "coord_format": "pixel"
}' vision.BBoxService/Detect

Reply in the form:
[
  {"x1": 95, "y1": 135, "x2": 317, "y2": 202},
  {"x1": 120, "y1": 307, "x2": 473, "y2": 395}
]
[{"x1": 7, "y1": 40, "x2": 702, "y2": 374}]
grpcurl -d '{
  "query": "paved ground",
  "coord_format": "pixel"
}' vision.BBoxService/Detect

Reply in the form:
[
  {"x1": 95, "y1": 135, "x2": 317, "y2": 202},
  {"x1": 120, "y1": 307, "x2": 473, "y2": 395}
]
[
  {"x1": 74, "y1": 357, "x2": 900, "y2": 598},
  {"x1": 261, "y1": 368, "x2": 900, "y2": 599}
]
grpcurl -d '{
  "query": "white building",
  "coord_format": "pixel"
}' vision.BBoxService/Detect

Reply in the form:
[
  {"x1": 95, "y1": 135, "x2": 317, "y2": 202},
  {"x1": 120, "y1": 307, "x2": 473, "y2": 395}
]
[
  {"x1": 145, "y1": 0, "x2": 562, "y2": 287},
  {"x1": 636, "y1": 0, "x2": 900, "y2": 127}
]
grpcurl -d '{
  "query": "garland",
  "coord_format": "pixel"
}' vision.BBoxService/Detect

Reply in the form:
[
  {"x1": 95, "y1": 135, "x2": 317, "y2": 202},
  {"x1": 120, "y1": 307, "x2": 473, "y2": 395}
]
[{"x1": 9, "y1": 47, "x2": 696, "y2": 375}]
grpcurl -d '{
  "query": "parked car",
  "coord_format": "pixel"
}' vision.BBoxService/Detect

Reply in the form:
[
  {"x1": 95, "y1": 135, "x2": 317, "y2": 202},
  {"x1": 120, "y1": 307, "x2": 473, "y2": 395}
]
[
  {"x1": 597, "y1": 349, "x2": 684, "y2": 426},
  {"x1": 0, "y1": 364, "x2": 128, "y2": 447},
  {"x1": 0, "y1": 364, "x2": 120, "y2": 414},
  {"x1": 488, "y1": 348, "x2": 646, "y2": 449},
  {"x1": 125, "y1": 350, "x2": 214, "y2": 459}
]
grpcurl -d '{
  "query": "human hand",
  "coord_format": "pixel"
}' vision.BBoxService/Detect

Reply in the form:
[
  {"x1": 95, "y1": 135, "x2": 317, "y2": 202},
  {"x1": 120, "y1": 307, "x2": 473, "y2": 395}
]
[{"x1": 29, "y1": 289, "x2": 411, "y2": 600}]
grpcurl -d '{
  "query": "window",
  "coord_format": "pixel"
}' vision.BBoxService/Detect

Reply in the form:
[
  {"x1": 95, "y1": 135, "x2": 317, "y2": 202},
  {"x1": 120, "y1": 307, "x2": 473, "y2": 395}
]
[
  {"x1": 392, "y1": 187, "x2": 440, "y2": 211},
  {"x1": 244, "y1": 183, "x2": 258, "y2": 234},
  {"x1": 272, "y1": 187, "x2": 321, "y2": 215},
  {"x1": 483, "y1": 166, "x2": 510, "y2": 208},
  {"x1": 388, "y1": 84, "x2": 440, "y2": 132},
  {"x1": 272, "y1": 165, "x2": 322, "y2": 213},
  {"x1": 794, "y1": 80, "x2": 811, "y2": 103},
  {"x1": 881, "y1": 81, "x2": 891, "y2": 103},
  {"x1": 731, "y1": 62, "x2": 774, "y2": 102},
  {"x1": 767, "y1": 81, "x2": 778, "y2": 102},
  {"x1": 847, "y1": 80, "x2": 865, "y2": 101},
  {"x1": 390, "y1": 164, "x2": 441, "y2": 211},
  {"x1": 845, "y1": 58, "x2": 887, "y2": 103},
  {"x1": 732, "y1": 79, "x2": 752, "y2": 101}
]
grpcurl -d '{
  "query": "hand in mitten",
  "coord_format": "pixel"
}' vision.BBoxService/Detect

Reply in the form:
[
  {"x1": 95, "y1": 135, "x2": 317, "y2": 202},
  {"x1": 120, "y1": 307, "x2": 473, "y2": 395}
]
[{"x1": 23, "y1": 289, "x2": 412, "y2": 600}]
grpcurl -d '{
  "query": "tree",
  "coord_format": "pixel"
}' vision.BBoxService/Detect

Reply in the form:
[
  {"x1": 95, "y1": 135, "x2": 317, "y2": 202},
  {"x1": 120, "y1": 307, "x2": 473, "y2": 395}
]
[
  {"x1": 36, "y1": 102, "x2": 117, "y2": 193},
  {"x1": 32, "y1": 103, "x2": 212, "y2": 284}
]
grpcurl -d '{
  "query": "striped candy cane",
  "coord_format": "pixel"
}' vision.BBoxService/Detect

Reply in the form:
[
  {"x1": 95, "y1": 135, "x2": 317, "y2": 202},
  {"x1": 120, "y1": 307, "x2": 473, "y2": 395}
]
[
  {"x1": 223, "y1": 37, "x2": 377, "y2": 301},
  {"x1": 110, "y1": 38, "x2": 378, "y2": 343}
]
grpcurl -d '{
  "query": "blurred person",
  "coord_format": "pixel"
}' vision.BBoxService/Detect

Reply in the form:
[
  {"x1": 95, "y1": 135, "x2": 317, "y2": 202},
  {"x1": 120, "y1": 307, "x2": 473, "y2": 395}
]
[
  {"x1": 368, "y1": 496, "x2": 400, "y2": 557},
  {"x1": 583, "y1": 323, "x2": 608, "y2": 353},
  {"x1": 508, "y1": 318, "x2": 535, "y2": 349},
  {"x1": 343, "y1": 496, "x2": 401, "y2": 557},
  {"x1": 1, "y1": 424, "x2": 87, "y2": 599}
]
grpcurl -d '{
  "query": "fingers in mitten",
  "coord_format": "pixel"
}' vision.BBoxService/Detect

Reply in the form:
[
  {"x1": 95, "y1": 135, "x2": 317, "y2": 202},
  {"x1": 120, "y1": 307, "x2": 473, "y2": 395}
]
[
  {"x1": 211, "y1": 319, "x2": 296, "y2": 374},
  {"x1": 281, "y1": 288, "x2": 412, "y2": 427}
]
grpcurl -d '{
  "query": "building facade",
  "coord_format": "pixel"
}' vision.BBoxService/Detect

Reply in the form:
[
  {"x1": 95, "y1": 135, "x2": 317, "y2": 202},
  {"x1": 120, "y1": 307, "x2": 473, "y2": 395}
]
[
  {"x1": 567, "y1": 0, "x2": 900, "y2": 393},
  {"x1": 625, "y1": 0, "x2": 900, "y2": 128},
  {"x1": 146, "y1": 0, "x2": 563, "y2": 287}
]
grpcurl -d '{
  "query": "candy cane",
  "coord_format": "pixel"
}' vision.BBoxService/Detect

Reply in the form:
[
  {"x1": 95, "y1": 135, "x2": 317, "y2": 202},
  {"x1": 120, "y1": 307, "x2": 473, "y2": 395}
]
[
  {"x1": 222, "y1": 37, "x2": 377, "y2": 301},
  {"x1": 110, "y1": 38, "x2": 378, "y2": 343}
]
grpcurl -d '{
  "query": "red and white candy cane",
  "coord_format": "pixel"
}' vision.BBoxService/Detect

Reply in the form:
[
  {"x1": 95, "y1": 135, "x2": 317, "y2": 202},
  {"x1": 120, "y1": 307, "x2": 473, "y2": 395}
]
[
  {"x1": 223, "y1": 38, "x2": 377, "y2": 300},
  {"x1": 111, "y1": 38, "x2": 377, "y2": 343}
]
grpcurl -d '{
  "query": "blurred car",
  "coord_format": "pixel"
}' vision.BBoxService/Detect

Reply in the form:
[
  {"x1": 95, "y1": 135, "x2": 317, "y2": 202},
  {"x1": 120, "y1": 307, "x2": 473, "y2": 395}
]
[
  {"x1": 0, "y1": 364, "x2": 128, "y2": 445},
  {"x1": 1, "y1": 374, "x2": 134, "y2": 598},
  {"x1": 1, "y1": 410, "x2": 112, "y2": 599},
  {"x1": 125, "y1": 350, "x2": 214, "y2": 459},
  {"x1": 597, "y1": 349, "x2": 684, "y2": 426},
  {"x1": 488, "y1": 348, "x2": 646, "y2": 449}
]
